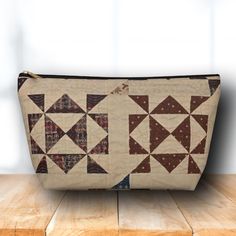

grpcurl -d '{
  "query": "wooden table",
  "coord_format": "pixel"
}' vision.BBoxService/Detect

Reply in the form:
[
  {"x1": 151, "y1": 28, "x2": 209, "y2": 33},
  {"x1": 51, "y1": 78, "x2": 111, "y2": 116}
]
[{"x1": 0, "y1": 175, "x2": 236, "y2": 236}]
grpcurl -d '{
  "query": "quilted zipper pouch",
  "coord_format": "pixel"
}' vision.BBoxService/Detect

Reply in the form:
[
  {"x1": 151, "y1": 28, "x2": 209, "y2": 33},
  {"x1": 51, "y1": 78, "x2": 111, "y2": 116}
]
[{"x1": 18, "y1": 71, "x2": 220, "y2": 190}]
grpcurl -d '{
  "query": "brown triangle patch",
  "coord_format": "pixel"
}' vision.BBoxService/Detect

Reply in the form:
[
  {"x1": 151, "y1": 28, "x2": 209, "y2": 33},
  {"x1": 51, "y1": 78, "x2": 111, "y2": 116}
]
[
  {"x1": 28, "y1": 113, "x2": 43, "y2": 132},
  {"x1": 89, "y1": 113, "x2": 108, "y2": 133},
  {"x1": 111, "y1": 82, "x2": 129, "y2": 95},
  {"x1": 89, "y1": 135, "x2": 109, "y2": 154},
  {"x1": 192, "y1": 114, "x2": 208, "y2": 132},
  {"x1": 45, "y1": 115, "x2": 65, "y2": 152},
  {"x1": 190, "y1": 96, "x2": 209, "y2": 113},
  {"x1": 87, "y1": 155, "x2": 108, "y2": 173},
  {"x1": 129, "y1": 95, "x2": 149, "y2": 113},
  {"x1": 151, "y1": 96, "x2": 188, "y2": 114},
  {"x1": 18, "y1": 77, "x2": 28, "y2": 91},
  {"x1": 129, "y1": 136, "x2": 148, "y2": 154},
  {"x1": 28, "y1": 94, "x2": 45, "y2": 111},
  {"x1": 132, "y1": 156, "x2": 150, "y2": 173},
  {"x1": 47, "y1": 94, "x2": 84, "y2": 113},
  {"x1": 48, "y1": 154, "x2": 85, "y2": 173},
  {"x1": 150, "y1": 116, "x2": 170, "y2": 153},
  {"x1": 172, "y1": 116, "x2": 190, "y2": 152},
  {"x1": 191, "y1": 136, "x2": 206, "y2": 154},
  {"x1": 208, "y1": 79, "x2": 220, "y2": 95},
  {"x1": 36, "y1": 156, "x2": 48, "y2": 173},
  {"x1": 152, "y1": 154, "x2": 187, "y2": 173},
  {"x1": 87, "y1": 94, "x2": 107, "y2": 111},
  {"x1": 129, "y1": 114, "x2": 147, "y2": 133},
  {"x1": 30, "y1": 136, "x2": 44, "y2": 154},
  {"x1": 188, "y1": 155, "x2": 201, "y2": 174},
  {"x1": 67, "y1": 115, "x2": 87, "y2": 152}
]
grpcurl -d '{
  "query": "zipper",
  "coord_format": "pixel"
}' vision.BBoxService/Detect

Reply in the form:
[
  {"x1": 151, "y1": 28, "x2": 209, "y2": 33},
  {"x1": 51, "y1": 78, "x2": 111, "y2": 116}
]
[
  {"x1": 22, "y1": 71, "x2": 43, "y2": 79},
  {"x1": 20, "y1": 70, "x2": 220, "y2": 80}
]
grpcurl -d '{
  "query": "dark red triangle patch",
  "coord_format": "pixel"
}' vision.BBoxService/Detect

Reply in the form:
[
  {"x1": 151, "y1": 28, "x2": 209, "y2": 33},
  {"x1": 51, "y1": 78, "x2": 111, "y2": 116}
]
[
  {"x1": 191, "y1": 136, "x2": 206, "y2": 154},
  {"x1": 129, "y1": 136, "x2": 148, "y2": 154},
  {"x1": 28, "y1": 113, "x2": 43, "y2": 132},
  {"x1": 36, "y1": 156, "x2": 48, "y2": 173},
  {"x1": 132, "y1": 156, "x2": 150, "y2": 173},
  {"x1": 192, "y1": 114, "x2": 208, "y2": 132},
  {"x1": 129, "y1": 114, "x2": 147, "y2": 133},
  {"x1": 149, "y1": 116, "x2": 170, "y2": 153},
  {"x1": 48, "y1": 154, "x2": 85, "y2": 173},
  {"x1": 87, "y1": 155, "x2": 108, "y2": 174},
  {"x1": 208, "y1": 79, "x2": 220, "y2": 95},
  {"x1": 152, "y1": 154, "x2": 186, "y2": 173},
  {"x1": 129, "y1": 95, "x2": 149, "y2": 113},
  {"x1": 190, "y1": 96, "x2": 209, "y2": 113},
  {"x1": 89, "y1": 135, "x2": 109, "y2": 154},
  {"x1": 67, "y1": 115, "x2": 87, "y2": 152},
  {"x1": 28, "y1": 94, "x2": 45, "y2": 111},
  {"x1": 45, "y1": 115, "x2": 65, "y2": 152},
  {"x1": 188, "y1": 155, "x2": 201, "y2": 174},
  {"x1": 151, "y1": 96, "x2": 188, "y2": 114},
  {"x1": 30, "y1": 136, "x2": 44, "y2": 154},
  {"x1": 172, "y1": 116, "x2": 190, "y2": 152},
  {"x1": 47, "y1": 94, "x2": 84, "y2": 113},
  {"x1": 18, "y1": 77, "x2": 28, "y2": 91},
  {"x1": 87, "y1": 94, "x2": 107, "y2": 112},
  {"x1": 89, "y1": 113, "x2": 108, "y2": 133}
]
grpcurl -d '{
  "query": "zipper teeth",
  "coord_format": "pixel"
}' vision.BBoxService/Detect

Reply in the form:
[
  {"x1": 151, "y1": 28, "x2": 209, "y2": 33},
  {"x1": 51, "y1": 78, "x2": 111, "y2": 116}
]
[{"x1": 19, "y1": 72, "x2": 220, "y2": 80}]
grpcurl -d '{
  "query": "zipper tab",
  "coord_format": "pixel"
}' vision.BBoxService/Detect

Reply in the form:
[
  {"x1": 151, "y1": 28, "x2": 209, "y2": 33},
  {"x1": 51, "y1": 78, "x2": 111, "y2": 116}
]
[{"x1": 23, "y1": 71, "x2": 42, "y2": 79}]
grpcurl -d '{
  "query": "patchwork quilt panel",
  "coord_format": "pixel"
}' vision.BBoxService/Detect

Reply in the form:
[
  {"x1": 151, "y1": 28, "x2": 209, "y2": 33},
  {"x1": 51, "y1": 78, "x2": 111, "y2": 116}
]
[{"x1": 18, "y1": 73, "x2": 220, "y2": 190}]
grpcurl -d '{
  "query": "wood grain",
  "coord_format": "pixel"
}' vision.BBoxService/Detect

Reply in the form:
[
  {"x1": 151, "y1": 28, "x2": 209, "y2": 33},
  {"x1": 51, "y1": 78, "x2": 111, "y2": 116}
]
[
  {"x1": 118, "y1": 190, "x2": 192, "y2": 236},
  {"x1": 1, "y1": 175, "x2": 236, "y2": 236},
  {"x1": 171, "y1": 180, "x2": 236, "y2": 236},
  {"x1": 205, "y1": 174, "x2": 236, "y2": 203},
  {"x1": 46, "y1": 191, "x2": 118, "y2": 236},
  {"x1": 0, "y1": 175, "x2": 65, "y2": 236}
]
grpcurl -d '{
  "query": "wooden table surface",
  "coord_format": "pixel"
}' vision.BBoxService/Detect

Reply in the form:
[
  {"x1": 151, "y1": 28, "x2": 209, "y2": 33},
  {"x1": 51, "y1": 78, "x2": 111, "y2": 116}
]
[{"x1": 0, "y1": 175, "x2": 236, "y2": 236}]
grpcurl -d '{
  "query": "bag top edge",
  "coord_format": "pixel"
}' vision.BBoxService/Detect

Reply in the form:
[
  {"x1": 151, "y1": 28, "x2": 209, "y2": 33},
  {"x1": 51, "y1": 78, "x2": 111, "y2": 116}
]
[{"x1": 18, "y1": 71, "x2": 220, "y2": 80}]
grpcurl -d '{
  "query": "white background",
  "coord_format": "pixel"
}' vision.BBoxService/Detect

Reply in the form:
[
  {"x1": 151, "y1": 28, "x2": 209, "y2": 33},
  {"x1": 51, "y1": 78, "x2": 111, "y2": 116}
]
[{"x1": 0, "y1": 0, "x2": 235, "y2": 173}]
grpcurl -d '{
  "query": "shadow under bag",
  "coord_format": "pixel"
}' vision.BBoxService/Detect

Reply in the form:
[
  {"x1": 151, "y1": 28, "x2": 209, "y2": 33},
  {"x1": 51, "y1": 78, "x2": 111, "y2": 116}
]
[{"x1": 18, "y1": 72, "x2": 220, "y2": 190}]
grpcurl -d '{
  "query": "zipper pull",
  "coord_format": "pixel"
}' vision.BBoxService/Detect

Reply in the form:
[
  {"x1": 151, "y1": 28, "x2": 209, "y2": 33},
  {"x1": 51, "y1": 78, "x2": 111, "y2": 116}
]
[{"x1": 23, "y1": 71, "x2": 42, "y2": 79}]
